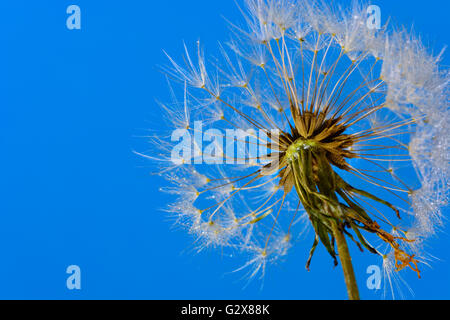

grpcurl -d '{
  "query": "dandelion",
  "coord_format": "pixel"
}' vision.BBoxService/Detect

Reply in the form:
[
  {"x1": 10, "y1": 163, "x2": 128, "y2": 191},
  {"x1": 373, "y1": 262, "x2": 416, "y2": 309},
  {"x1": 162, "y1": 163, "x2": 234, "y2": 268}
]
[{"x1": 148, "y1": 0, "x2": 449, "y2": 299}]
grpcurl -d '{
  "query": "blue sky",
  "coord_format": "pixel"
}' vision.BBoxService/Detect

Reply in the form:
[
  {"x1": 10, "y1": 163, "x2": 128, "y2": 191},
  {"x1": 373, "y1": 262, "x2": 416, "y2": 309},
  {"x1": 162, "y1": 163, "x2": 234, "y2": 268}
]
[{"x1": 0, "y1": 0, "x2": 449, "y2": 299}]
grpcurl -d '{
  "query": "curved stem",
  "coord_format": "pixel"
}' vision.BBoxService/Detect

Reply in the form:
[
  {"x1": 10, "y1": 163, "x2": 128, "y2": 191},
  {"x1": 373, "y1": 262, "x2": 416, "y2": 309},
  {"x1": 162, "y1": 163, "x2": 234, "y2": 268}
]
[{"x1": 330, "y1": 219, "x2": 360, "y2": 300}]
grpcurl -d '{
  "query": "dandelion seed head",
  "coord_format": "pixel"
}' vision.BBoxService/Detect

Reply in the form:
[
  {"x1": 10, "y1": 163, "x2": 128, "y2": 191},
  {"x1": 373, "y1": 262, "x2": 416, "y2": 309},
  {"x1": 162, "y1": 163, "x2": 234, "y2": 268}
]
[{"x1": 146, "y1": 0, "x2": 449, "y2": 297}]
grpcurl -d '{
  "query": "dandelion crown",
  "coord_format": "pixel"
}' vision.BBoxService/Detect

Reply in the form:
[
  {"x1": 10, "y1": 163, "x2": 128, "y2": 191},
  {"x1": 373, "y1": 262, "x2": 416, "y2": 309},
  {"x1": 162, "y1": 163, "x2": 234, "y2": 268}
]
[{"x1": 146, "y1": 0, "x2": 449, "y2": 299}]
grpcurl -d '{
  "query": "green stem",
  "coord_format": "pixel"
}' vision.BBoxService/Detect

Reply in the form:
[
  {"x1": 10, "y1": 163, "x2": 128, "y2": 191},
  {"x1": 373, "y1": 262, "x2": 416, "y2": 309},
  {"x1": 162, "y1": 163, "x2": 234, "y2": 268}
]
[{"x1": 330, "y1": 219, "x2": 360, "y2": 300}]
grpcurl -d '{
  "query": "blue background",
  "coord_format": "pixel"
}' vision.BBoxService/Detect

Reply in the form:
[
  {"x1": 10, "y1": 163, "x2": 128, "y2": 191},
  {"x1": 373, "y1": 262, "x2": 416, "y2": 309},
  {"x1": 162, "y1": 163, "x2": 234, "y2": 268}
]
[{"x1": 0, "y1": 0, "x2": 448, "y2": 299}]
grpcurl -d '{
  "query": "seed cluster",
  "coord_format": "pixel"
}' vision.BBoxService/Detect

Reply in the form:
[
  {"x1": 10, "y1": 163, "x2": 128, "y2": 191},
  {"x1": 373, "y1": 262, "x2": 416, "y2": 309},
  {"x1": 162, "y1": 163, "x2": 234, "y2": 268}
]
[{"x1": 152, "y1": 0, "x2": 449, "y2": 298}]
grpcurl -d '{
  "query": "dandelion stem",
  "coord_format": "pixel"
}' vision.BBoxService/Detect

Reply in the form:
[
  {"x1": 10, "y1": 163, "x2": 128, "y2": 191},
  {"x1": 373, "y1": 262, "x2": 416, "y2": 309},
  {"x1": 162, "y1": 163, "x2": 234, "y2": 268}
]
[{"x1": 330, "y1": 217, "x2": 360, "y2": 300}]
